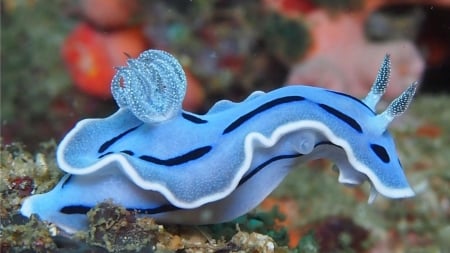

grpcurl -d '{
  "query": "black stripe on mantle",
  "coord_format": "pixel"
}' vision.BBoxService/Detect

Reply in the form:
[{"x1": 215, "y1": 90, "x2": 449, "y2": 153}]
[{"x1": 223, "y1": 96, "x2": 305, "y2": 134}]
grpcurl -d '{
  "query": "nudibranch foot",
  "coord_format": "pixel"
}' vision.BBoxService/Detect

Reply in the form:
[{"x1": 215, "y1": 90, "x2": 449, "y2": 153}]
[{"x1": 21, "y1": 50, "x2": 417, "y2": 232}]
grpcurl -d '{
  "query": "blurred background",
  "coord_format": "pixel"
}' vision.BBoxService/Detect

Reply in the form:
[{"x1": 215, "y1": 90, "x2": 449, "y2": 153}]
[
  {"x1": 1, "y1": 1, "x2": 449, "y2": 252},
  {"x1": 1, "y1": 0, "x2": 449, "y2": 150}
]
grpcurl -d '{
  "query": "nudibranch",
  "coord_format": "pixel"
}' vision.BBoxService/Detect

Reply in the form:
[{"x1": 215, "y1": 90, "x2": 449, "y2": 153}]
[{"x1": 21, "y1": 50, "x2": 417, "y2": 233}]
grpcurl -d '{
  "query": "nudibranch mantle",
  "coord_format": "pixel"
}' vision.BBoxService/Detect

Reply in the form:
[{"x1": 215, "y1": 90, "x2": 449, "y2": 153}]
[{"x1": 21, "y1": 50, "x2": 417, "y2": 232}]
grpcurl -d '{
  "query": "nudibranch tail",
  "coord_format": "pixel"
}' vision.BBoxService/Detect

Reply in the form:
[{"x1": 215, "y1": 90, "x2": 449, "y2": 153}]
[
  {"x1": 111, "y1": 50, "x2": 187, "y2": 124},
  {"x1": 363, "y1": 54, "x2": 391, "y2": 110},
  {"x1": 368, "y1": 184, "x2": 379, "y2": 204}
]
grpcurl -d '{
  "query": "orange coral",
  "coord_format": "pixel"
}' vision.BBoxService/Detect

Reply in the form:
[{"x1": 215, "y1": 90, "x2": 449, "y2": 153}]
[{"x1": 61, "y1": 23, "x2": 149, "y2": 98}]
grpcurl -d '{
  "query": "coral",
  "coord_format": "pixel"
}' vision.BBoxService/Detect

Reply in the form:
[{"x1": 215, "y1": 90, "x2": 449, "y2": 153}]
[
  {"x1": 61, "y1": 23, "x2": 150, "y2": 98},
  {"x1": 313, "y1": 216, "x2": 370, "y2": 252},
  {"x1": 286, "y1": 9, "x2": 424, "y2": 99},
  {"x1": 230, "y1": 231, "x2": 276, "y2": 252},
  {"x1": 1, "y1": 215, "x2": 57, "y2": 252},
  {"x1": 0, "y1": 142, "x2": 62, "y2": 220},
  {"x1": 81, "y1": 201, "x2": 158, "y2": 252}
]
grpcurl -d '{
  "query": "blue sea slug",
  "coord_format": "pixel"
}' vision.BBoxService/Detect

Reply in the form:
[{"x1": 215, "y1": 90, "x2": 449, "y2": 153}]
[{"x1": 21, "y1": 50, "x2": 417, "y2": 232}]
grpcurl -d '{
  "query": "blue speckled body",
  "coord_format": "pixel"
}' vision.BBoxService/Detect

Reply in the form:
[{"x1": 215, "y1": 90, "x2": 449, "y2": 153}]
[{"x1": 20, "y1": 51, "x2": 416, "y2": 233}]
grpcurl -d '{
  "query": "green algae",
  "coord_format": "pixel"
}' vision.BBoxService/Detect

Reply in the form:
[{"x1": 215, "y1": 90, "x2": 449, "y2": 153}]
[
  {"x1": 295, "y1": 231, "x2": 319, "y2": 253},
  {"x1": 204, "y1": 205, "x2": 288, "y2": 245}
]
